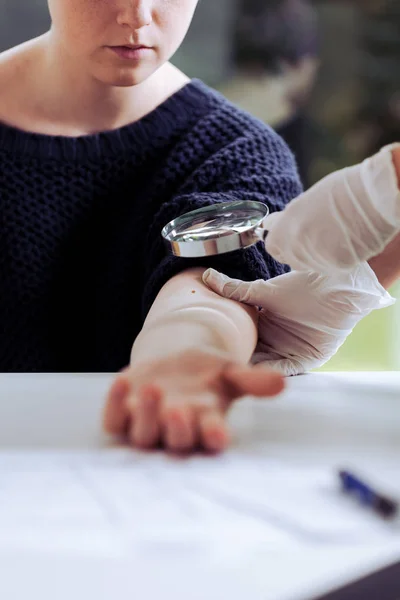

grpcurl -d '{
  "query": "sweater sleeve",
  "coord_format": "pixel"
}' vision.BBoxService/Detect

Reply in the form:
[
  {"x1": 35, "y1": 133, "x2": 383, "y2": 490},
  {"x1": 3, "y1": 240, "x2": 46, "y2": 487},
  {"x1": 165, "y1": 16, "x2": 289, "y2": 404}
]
[{"x1": 142, "y1": 125, "x2": 302, "y2": 318}]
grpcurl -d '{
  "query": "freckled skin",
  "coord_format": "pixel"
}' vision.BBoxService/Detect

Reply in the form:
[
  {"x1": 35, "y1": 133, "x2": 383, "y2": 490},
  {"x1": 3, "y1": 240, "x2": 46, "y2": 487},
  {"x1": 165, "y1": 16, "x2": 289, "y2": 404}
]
[{"x1": 46, "y1": 0, "x2": 199, "y2": 87}]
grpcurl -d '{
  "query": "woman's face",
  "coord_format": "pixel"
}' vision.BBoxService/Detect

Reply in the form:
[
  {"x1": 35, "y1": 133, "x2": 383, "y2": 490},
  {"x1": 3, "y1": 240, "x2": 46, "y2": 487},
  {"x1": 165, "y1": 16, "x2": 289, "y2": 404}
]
[{"x1": 47, "y1": 0, "x2": 199, "y2": 86}]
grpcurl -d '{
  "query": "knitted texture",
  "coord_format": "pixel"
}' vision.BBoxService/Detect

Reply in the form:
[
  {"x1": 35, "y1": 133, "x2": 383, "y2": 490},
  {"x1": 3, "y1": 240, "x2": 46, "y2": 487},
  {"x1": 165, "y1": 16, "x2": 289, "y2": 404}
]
[{"x1": 0, "y1": 79, "x2": 302, "y2": 372}]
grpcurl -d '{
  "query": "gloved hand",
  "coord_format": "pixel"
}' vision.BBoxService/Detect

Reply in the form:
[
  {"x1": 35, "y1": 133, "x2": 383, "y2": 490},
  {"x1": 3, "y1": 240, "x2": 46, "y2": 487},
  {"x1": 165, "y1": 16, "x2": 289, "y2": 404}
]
[
  {"x1": 203, "y1": 265, "x2": 394, "y2": 376},
  {"x1": 264, "y1": 144, "x2": 400, "y2": 274}
]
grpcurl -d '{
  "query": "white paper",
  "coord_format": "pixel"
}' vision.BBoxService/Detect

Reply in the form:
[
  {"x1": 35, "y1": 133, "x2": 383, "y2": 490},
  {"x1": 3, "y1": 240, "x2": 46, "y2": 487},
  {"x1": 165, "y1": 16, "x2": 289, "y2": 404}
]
[
  {"x1": 0, "y1": 450, "x2": 294, "y2": 558},
  {"x1": 0, "y1": 448, "x2": 398, "y2": 561}
]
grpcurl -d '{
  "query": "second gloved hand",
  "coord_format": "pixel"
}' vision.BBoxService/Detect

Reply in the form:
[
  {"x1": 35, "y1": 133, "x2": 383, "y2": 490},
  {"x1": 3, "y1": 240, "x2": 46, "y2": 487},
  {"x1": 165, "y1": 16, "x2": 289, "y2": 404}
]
[
  {"x1": 203, "y1": 265, "x2": 394, "y2": 376},
  {"x1": 264, "y1": 144, "x2": 400, "y2": 274}
]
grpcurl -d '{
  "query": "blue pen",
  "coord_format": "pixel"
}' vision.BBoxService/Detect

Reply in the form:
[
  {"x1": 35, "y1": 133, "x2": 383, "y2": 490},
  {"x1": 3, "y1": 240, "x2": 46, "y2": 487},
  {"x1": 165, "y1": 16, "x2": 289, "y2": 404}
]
[{"x1": 338, "y1": 469, "x2": 399, "y2": 520}]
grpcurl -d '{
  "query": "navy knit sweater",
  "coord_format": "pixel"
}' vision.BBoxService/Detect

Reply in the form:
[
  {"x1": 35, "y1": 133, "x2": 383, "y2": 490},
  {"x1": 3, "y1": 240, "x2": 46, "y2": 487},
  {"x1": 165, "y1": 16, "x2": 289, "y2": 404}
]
[{"x1": 0, "y1": 79, "x2": 302, "y2": 372}]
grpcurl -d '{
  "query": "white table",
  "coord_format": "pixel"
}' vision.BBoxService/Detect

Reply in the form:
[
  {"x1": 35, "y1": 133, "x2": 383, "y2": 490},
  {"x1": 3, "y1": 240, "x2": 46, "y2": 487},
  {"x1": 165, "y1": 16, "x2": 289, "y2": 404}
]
[{"x1": 0, "y1": 372, "x2": 399, "y2": 600}]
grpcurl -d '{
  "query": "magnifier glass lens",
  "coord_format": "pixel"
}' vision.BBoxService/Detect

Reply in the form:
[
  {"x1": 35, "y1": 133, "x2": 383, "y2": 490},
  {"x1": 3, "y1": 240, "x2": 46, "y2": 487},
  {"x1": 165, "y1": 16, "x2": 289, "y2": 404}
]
[
  {"x1": 172, "y1": 212, "x2": 260, "y2": 242},
  {"x1": 162, "y1": 201, "x2": 269, "y2": 257}
]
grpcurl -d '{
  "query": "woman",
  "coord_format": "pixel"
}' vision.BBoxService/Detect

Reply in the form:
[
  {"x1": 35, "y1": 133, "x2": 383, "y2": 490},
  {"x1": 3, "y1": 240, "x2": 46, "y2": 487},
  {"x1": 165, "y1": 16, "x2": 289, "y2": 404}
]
[{"x1": 0, "y1": 0, "x2": 303, "y2": 452}]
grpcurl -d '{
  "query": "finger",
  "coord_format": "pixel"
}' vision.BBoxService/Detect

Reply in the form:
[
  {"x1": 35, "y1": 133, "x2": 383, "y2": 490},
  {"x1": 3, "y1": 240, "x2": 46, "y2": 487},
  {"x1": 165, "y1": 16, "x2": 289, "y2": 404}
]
[
  {"x1": 162, "y1": 404, "x2": 196, "y2": 453},
  {"x1": 130, "y1": 385, "x2": 161, "y2": 449},
  {"x1": 198, "y1": 410, "x2": 230, "y2": 453},
  {"x1": 202, "y1": 269, "x2": 253, "y2": 303},
  {"x1": 103, "y1": 375, "x2": 131, "y2": 434},
  {"x1": 203, "y1": 269, "x2": 270, "y2": 307},
  {"x1": 222, "y1": 366, "x2": 285, "y2": 400}
]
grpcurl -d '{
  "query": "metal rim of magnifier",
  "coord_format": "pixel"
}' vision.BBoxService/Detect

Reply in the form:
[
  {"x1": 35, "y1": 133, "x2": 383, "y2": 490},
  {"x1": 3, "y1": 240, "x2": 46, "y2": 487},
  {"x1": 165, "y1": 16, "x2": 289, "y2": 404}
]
[{"x1": 161, "y1": 200, "x2": 269, "y2": 258}]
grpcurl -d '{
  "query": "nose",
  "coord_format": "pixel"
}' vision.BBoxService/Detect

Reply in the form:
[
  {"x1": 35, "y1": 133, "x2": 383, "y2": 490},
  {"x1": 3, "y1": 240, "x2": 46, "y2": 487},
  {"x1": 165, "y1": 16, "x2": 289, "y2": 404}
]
[{"x1": 116, "y1": 1, "x2": 152, "y2": 29}]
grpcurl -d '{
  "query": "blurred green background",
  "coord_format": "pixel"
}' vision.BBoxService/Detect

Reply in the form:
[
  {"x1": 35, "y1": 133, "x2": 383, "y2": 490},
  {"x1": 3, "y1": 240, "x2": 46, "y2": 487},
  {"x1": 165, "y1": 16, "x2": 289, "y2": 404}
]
[{"x1": 318, "y1": 282, "x2": 400, "y2": 372}]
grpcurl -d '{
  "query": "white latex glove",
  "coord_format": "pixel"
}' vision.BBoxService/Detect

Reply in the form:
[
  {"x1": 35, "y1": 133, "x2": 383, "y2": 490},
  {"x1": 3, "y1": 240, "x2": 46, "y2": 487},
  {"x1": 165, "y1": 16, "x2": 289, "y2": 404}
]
[
  {"x1": 203, "y1": 265, "x2": 394, "y2": 376},
  {"x1": 264, "y1": 143, "x2": 400, "y2": 274}
]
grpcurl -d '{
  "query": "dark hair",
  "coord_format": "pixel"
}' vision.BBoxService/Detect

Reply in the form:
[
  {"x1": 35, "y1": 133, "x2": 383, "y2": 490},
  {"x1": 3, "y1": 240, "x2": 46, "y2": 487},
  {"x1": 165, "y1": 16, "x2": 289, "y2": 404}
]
[{"x1": 234, "y1": 0, "x2": 318, "y2": 73}]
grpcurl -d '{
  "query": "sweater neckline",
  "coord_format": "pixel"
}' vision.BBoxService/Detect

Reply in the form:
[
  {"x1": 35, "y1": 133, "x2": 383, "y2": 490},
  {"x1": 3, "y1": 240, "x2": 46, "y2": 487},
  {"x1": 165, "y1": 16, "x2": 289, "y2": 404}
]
[{"x1": 0, "y1": 79, "x2": 214, "y2": 161}]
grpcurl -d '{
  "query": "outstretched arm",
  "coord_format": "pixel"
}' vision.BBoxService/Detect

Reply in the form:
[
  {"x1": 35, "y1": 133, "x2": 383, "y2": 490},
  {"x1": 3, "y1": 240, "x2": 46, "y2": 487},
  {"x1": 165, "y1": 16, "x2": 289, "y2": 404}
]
[
  {"x1": 130, "y1": 267, "x2": 259, "y2": 366},
  {"x1": 104, "y1": 114, "x2": 301, "y2": 452},
  {"x1": 103, "y1": 268, "x2": 284, "y2": 453}
]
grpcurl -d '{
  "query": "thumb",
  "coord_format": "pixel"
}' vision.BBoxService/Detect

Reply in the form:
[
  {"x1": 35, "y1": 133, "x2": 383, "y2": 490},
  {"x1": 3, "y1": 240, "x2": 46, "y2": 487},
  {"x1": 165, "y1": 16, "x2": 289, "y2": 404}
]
[
  {"x1": 203, "y1": 268, "x2": 272, "y2": 307},
  {"x1": 222, "y1": 365, "x2": 285, "y2": 399}
]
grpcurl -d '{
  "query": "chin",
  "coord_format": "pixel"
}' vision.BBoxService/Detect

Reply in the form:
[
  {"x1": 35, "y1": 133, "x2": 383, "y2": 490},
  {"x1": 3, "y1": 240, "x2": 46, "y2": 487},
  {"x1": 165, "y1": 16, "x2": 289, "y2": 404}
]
[{"x1": 96, "y1": 64, "x2": 156, "y2": 88}]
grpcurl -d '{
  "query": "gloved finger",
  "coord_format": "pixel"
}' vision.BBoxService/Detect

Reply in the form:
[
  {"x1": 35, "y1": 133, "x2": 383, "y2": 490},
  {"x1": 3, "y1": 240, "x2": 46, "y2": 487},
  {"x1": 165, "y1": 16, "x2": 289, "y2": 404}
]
[
  {"x1": 130, "y1": 385, "x2": 162, "y2": 449},
  {"x1": 251, "y1": 355, "x2": 308, "y2": 377},
  {"x1": 263, "y1": 211, "x2": 283, "y2": 232},
  {"x1": 203, "y1": 268, "x2": 272, "y2": 307},
  {"x1": 203, "y1": 268, "x2": 253, "y2": 302}
]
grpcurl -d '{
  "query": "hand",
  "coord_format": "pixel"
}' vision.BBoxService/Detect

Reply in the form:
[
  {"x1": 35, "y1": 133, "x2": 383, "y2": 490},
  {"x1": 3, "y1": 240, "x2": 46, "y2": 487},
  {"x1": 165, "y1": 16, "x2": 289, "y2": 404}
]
[
  {"x1": 103, "y1": 349, "x2": 285, "y2": 453},
  {"x1": 203, "y1": 266, "x2": 394, "y2": 376},
  {"x1": 264, "y1": 144, "x2": 400, "y2": 274}
]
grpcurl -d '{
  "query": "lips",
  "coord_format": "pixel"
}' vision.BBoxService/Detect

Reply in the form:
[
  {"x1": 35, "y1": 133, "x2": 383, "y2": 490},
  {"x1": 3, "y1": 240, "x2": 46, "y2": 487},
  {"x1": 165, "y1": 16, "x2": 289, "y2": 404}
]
[
  {"x1": 108, "y1": 45, "x2": 152, "y2": 60},
  {"x1": 117, "y1": 44, "x2": 148, "y2": 50}
]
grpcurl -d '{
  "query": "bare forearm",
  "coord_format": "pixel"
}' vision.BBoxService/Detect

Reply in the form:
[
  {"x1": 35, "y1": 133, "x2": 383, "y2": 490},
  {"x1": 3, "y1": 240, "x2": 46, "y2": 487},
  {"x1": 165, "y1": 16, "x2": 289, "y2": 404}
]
[
  {"x1": 393, "y1": 146, "x2": 400, "y2": 188},
  {"x1": 367, "y1": 147, "x2": 400, "y2": 289},
  {"x1": 368, "y1": 230, "x2": 400, "y2": 289},
  {"x1": 131, "y1": 268, "x2": 259, "y2": 365}
]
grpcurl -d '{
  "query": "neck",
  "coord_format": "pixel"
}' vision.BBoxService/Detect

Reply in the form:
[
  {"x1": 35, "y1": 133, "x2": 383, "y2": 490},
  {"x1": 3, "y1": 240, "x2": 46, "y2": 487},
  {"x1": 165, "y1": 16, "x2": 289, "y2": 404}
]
[{"x1": 32, "y1": 33, "x2": 188, "y2": 136}]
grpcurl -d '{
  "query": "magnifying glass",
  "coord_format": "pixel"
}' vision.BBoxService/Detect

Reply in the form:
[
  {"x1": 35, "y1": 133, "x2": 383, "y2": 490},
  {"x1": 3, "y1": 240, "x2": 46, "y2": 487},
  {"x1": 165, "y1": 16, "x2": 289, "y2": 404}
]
[{"x1": 161, "y1": 200, "x2": 269, "y2": 258}]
